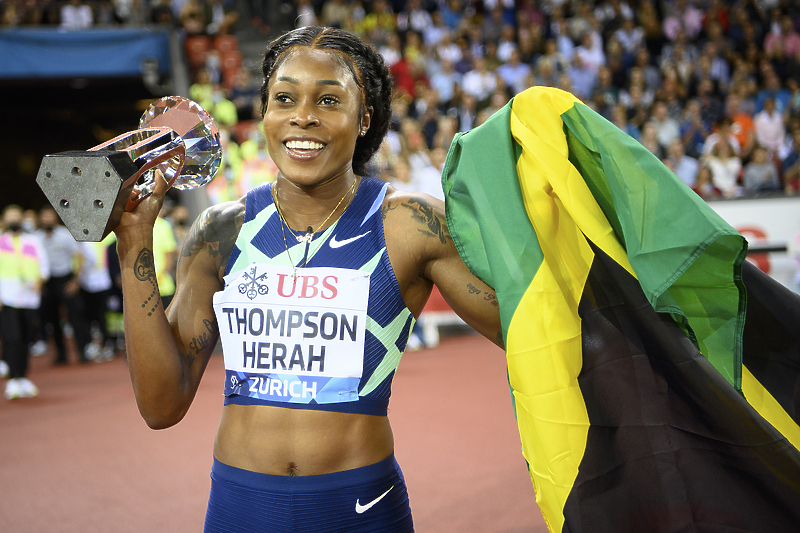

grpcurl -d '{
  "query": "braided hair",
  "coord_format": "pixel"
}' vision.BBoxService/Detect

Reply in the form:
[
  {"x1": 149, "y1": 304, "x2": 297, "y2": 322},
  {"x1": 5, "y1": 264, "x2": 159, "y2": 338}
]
[{"x1": 260, "y1": 27, "x2": 393, "y2": 176}]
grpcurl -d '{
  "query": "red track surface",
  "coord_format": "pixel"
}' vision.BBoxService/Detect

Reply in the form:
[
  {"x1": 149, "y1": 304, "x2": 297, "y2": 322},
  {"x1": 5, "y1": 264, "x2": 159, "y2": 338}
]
[{"x1": 0, "y1": 334, "x2": 548, "y2": 532}]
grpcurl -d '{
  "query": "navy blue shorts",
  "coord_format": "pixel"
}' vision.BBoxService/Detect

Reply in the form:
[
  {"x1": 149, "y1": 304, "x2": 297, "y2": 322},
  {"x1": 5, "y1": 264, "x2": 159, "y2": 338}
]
[{"x1": 204, "y1": 454, "x2": 414, "y2": 532}]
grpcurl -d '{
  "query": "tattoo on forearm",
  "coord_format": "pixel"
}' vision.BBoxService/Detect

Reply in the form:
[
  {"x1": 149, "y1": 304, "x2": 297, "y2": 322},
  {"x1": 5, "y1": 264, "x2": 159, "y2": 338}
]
[
  {"x1": 467, "y1": 283, "x2": 481, "y2": 295},
  {"x1": 402, "y1": 197, "x2": 450, "y2": 244},
  {"x1": 180, "y1": 319, "x2": 219, "y2": 373},
  {"x1": 134, "y1": 248, "x2": 160, "y2": 316}
]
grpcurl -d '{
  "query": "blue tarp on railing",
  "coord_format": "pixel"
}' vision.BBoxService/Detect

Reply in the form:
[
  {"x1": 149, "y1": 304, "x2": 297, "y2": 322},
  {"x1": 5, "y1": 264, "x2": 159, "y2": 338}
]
[{"x1": 0, "y1": 27, "x2": 171, "y2": 78}]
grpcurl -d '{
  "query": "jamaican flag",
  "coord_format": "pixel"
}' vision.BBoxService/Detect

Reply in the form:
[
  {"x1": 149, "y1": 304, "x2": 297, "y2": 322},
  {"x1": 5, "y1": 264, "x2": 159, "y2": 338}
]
[{"x1": 442, "y1": 87, "x2": 800, "y2": 532}]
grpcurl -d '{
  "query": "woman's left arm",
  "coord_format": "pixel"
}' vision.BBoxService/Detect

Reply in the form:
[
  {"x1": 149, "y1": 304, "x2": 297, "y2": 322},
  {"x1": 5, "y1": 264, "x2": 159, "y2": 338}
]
[{"x1": 383, "y1": 189, "x2": 504, "y2": 348}]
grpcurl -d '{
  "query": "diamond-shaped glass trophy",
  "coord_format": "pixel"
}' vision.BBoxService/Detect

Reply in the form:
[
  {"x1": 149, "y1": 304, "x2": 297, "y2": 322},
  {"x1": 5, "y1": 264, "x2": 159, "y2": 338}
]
[{"x1": 36, "y1": 96, "x2": 221, "y2": 241}]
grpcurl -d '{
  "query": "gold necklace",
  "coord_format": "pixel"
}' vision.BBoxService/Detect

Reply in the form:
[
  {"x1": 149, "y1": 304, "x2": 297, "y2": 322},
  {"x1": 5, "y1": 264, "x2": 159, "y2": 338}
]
[
  {"x1": 274, "y1": 178, "x2": 357, "y2": 243},
  {"x1": 273, "y1": 178, "x2": 358, "y2": 271}
]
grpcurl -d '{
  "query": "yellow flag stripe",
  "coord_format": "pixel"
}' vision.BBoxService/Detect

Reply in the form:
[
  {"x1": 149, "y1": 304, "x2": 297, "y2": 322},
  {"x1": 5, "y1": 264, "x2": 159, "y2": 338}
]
[
  {"x1": 742, "y1": 366, "x2": 800, "y2": 452},
  {"x1": 505, "y1": 88, "x2": 638, "y2": 532}
]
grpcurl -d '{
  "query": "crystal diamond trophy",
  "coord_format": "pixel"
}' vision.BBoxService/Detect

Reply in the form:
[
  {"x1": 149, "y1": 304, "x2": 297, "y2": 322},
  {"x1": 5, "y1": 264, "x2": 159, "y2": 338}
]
[{"x1": 36, "y1": 96, "x2": 221, "y2": 241}]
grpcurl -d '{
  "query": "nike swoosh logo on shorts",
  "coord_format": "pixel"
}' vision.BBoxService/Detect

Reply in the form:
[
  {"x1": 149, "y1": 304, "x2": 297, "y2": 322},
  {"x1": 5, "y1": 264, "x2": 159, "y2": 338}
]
[
  {"x1": 355, "y1": 486, "x2": 393, "y2": 514},
  {"x1": 329, "y1": 231, "x2": 371, "y2": 248}
]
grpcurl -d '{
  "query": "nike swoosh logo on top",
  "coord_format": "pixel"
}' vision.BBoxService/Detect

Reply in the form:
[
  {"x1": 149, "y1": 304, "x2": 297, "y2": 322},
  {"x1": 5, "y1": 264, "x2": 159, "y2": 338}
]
[
  {"x1": 355, "y1": 486, "x2": 394, "y2": 514},
  {"x1": 329, "y1": 231, "x2": 371, "y2": 249}
]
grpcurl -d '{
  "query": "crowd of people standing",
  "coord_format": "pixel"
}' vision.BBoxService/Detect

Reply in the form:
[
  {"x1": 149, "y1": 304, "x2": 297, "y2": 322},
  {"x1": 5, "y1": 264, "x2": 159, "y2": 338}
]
[{"x1": 0, "y1": 203, "x2": 184, "y2": 400}]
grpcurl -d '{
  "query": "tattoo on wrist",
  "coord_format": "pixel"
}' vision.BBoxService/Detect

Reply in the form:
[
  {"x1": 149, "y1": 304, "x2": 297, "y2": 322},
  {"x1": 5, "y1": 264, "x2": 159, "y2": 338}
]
[
  {"x1": 134, "y1": 248, "x2": 160, "y2": 316},
  {"x1": 403, "y1": 197, "x2": 450, "y2": 244}
]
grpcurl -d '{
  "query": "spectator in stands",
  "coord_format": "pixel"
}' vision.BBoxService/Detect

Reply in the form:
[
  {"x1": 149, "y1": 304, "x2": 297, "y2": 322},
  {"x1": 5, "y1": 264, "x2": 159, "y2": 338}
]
[
  {"x1": 754, "y1": 96, "x2": 786, "y2": 156},
  {"x1": 633, "y1": 47, "x2": 661, "y2": 94},
  {"x1": 206, "y1": 0, "x2": 238, "y2": 35},
  {"x1": 755, "y1": 70, "x2": 791, "y2": 114},
  {"x1": 679, "y1": 98, "x2": 710, "y2": 159},
  {"x1": 497, "y1": 24, "x2": 518, "y2": 64},
  {"x1": 726, "y1": 93, "x2": 756, "y2": 161},
  {"x1": 429, "y1": 59, "x2": 462, "y2": 108},
  {"x1": 517, "y1": 25, "x2": 545, "y2": 65},
  {"x1": 440, "y1": 0, "x2": 465, "y2": 30},
  {"x1": 60, "y1": 0, "x2": 93, "y2": 29},
  {"x1": 434, "y1": 30, "x2": 462, "y2": 66},
  {"x1": 705, "y1": 139, "x2": 743, "y2": 198},
  {"x1": 590, "y1": 65, "x2": 618, "y2": 119},
  {"x1": 640, "y1": 120, "x2": 664, "y2": 159},
  {"x1": 179, "y1": 0, "x2": 206, "y2": 34},
  {"x1": 620, "y1": 83, "x2": 650, "y2": 131},
  {"x1": 703, "y1": 117, "x2": 741, "y2": 157},
  {"x1": 764, "y1": 14, "x2": 800, "y2": 59},
  {"x1": 533, "y1": 56, "x2": 560, "y2": 88},
  {"x1": 612, "y1": 103, "x2": 640, "y2": 140},
  {"x1": 613, "y1": 16, "x2": 644, "y2": 68},
  {"x1": 449, "y1": 92, "x2": 478, "y2": 133},
  {"x1": 320, "y1": 0, "x2": 349, "y2": 29},
  {"x1": 228, "y1": 65, "x2": 260, "y2": 122},
  {"x1": 497, "y1": 49, "x2": 532, "y2": 96},
  {"x1": 695, "y1": 165, "x2": 719, "y2": 199},
  {"x1": 666, "y1": 139, "x2": 699, "y2": 189},
  {"x1": 783, "y1": 122, "x2": 800, "y2": 193},
  {"x1": 462, "y1": 56, "x2": 497, "y2": 105},
  {"x1": 595, "y1": 0, "x2": 633, "y2": 37},
  {"x1": 743, "y1": 144, "x2": 781, "y2": 193},
  {"x1": 696, "y1": 76, "x2": 725, "y2": 128},
  {"x1": 651, "y1": 100, "x2": 681, "y2": 153},
  {"x1": 396, "y1": 0, "x2": 431, "y2": 35},
  {"x1": 378, "y1": 32, "x2": 402, "y2": 68}
]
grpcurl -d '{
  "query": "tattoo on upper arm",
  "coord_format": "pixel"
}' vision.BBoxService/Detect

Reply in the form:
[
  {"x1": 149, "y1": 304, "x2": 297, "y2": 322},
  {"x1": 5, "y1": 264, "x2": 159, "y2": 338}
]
[
  {"x1": 467, "y1": 282, "x2": 499, "y2": 307},
  {"x1": 134, "y1": 248, "x2": 160, "y2": 316},
  {"x1": 402, "y1": 197, "x2": 450, "y2": 244},
  {"x1": 180, "y1": 206, "x2": 243, "y2": 276},
  {"x1": 381, "y1": 201, "x2": 398, "y2": 221}
]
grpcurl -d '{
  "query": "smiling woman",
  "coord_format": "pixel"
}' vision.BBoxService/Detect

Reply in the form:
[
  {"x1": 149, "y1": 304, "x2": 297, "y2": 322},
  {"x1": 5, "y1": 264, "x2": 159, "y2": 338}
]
[{"x1": 111, "y1": 26, "x2": 503, "y2": 533}]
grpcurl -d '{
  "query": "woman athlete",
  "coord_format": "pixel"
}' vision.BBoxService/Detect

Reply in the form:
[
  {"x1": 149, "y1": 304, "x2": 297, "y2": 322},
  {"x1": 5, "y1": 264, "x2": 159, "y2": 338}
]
[{"x1": 114, "y1": 27, "x2": 503, "y2": 532}]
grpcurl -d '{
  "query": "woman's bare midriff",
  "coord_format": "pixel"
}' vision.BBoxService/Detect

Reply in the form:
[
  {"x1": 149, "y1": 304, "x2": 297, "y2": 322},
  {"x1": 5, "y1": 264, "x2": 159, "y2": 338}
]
[{"x1": 213, "y1": 404, "x2": 395, "y2": 476}]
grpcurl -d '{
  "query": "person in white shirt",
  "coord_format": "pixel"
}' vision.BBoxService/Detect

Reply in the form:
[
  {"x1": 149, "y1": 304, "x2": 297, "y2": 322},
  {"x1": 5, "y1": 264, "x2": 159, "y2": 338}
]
[
  {"x1": 36, "y1": 207, "x2": 85, "y2": 365},
  {"x1": 667, "y1": 140, "x2": 699, "y2": 188},
  {"x1": 753, "y1": 97, "x2": 786, "y2": 156},
  {"x1": 497, "y1": 49, "x2": 532, "y2": 96},
  {"x1": 1, "y1": 206, "x2": 49, "y2": 399},
  {"x1": 60, "y1": 0, "x2": 93, "y2": 29},
  {"x1": 462, "y1": 57, "x2": 497, "y2": 103}
]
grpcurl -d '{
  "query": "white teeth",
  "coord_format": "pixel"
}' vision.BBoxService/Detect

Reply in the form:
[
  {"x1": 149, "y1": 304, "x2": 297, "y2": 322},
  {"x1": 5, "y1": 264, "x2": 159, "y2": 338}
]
[{"x1": 285, "y1": 140, "x2": 324, "y2": 150}]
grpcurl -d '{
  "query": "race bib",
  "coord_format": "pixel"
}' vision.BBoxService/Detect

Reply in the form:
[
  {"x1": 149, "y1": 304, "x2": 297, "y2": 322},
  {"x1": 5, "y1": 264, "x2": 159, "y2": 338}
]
[{"x1": 212, "y1": 264, "x2": 370, "y2": 405}]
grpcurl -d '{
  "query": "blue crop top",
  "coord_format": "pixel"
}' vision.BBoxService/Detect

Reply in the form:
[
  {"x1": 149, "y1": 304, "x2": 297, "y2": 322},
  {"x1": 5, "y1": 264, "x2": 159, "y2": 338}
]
[{"x1": 212, "y1": 177, "x2": 414, "y2": 416}]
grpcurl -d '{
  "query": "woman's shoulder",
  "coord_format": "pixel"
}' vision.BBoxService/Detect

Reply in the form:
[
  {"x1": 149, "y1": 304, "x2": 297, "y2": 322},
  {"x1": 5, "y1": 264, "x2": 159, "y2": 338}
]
[
  {"x1": 382, "y1": 184, "x2": 450, "y2": 248},
  {"x1": 180, "y1": 197, "x2": 246, "y2": 266}
]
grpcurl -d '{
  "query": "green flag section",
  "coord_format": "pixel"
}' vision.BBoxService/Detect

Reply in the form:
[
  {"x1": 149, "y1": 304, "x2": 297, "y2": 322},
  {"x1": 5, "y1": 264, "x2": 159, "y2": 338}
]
[{"x1": 441, "y1": 86, "x2": 800, "y2": 532}]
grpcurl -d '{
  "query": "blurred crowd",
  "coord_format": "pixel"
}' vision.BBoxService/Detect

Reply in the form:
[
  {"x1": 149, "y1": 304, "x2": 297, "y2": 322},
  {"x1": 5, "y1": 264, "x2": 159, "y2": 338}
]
[
  {"x1": 172, "y1": 0, "x2": 800, "y2": 203},
  {"x1": 4, "y1": 0, "x2": 800, "y2": 396},
  {"x1": 4, "y1": 0, "x2": 800, "y2": 201},
  {"x1": 0, "y1": 202, "x2": 187, "y2": 399}
]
